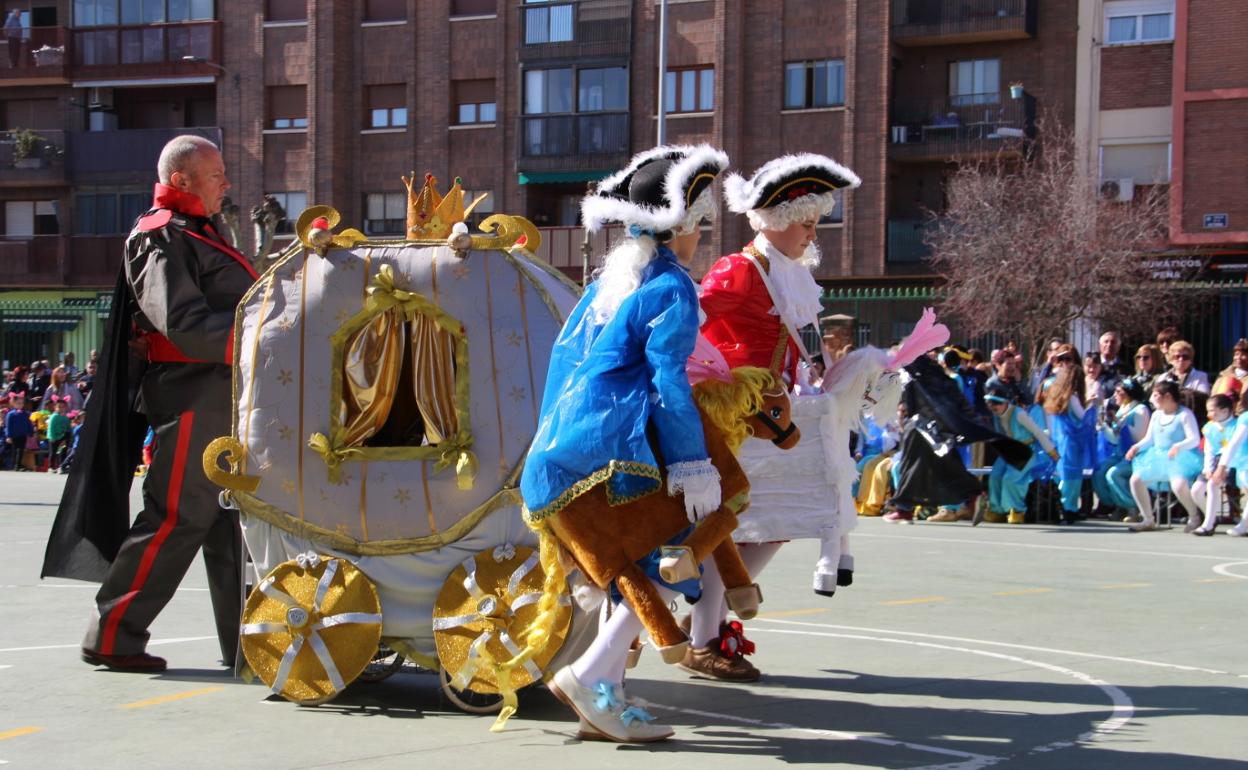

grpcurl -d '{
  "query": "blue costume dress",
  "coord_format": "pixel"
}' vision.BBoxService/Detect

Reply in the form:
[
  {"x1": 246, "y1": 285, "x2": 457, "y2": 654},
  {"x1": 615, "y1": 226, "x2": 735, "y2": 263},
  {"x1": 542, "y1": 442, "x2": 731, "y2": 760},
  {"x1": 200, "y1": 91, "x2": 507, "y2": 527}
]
[
  {"x1": 1047, "y1": 396, "x2": 1097, "y2": 514},
  {"x1": 1132, "y1": 407, "x2": 1202, "y2": 484},
  {"x1": 1221, "y1": 412, "x2": 1248, "y2": 480},
  {"x1": 521, "y1": 245, "x2": 710, "y2": 598},
  {"x1": 988, "y1": 405, "x2": 1053, "y2": 515},
  {"x1": 1092, "y1": 401, "x2": 1148, "y2": 511}
]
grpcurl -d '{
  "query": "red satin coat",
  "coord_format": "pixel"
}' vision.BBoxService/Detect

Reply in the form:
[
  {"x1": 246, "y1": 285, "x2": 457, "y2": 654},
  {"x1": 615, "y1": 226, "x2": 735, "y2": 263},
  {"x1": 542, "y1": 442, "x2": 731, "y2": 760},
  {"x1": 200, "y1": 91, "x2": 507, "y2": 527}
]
[{"x1": 699, "y1": 251, "x2": 801, "y2": 385}]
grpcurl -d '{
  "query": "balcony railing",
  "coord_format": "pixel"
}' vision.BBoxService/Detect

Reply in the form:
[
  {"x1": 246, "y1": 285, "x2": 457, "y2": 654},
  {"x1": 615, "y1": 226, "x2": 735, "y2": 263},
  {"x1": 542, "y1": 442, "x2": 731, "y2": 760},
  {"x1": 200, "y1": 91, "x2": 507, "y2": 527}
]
[
  {"x1": 518, "y1": 112, "x2": 629, "y2": 172},
  {"x1": 532, "y1": 224, "x2": 624, "y2": 281},
  {"x1": 71, "y1": 21, "x2": 221, "y2": 80},
  {"x1": 519, "y1": 0, "x2": 631, "y2": 61},
  {"x1": 887, "y1": 219, "x2": 941, "y2": 264},
  {"x1": 0, "y1": 235, "x2": 124, "y2": 287},
  {"x1": 0, "y1": 26, "x2": 70, "y2": 82},
  {"x1": 68, "y1": 126, "x2": 222, "y2": 181},
  {"x1": 889, "y1": 90, "x2": 1036, "y2": 162},
  {"x1": 0, "y1": 129, "x2": 68, "y2": 187},
  {"x1": 891, "y1": 0, "x2": 1035, "y2": 46}
]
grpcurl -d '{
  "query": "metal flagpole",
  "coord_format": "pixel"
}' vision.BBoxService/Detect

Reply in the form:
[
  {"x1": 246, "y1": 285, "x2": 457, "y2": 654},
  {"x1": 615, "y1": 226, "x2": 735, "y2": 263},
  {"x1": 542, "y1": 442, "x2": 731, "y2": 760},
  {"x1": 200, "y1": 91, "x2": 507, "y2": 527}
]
[{"x1": 656, "y1": 0, "x2": 668, "y2": 145}]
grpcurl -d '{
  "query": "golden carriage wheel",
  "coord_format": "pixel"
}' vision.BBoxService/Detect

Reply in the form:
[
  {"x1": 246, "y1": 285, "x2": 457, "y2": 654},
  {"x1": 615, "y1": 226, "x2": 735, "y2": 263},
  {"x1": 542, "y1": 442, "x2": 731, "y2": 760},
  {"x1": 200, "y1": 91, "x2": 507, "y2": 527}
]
[
  {"x1": 432, "y1": 544, "x2": 572, "y2": 713},
  {"x1": 239, "y1": 555, "x2": 383, "y2": 705}
]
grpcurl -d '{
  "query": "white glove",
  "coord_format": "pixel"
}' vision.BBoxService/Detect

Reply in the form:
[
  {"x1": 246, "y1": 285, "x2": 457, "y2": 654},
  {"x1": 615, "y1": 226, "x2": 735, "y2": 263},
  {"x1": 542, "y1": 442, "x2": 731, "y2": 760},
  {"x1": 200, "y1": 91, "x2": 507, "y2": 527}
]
[{"x1": 667, "y1": 460, "x2": 722, "y2": 523}]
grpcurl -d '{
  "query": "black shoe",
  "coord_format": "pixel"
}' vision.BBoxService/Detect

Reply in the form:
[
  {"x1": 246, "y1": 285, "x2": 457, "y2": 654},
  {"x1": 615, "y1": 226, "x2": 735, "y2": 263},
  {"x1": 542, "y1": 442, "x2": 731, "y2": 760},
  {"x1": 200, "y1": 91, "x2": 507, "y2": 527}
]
[
  {"x1": 837, "y1": 568, "x2": 854, "y2": 587},
  {"x1": 82, "y1": 648, "x2": 167, "y2": 672}
]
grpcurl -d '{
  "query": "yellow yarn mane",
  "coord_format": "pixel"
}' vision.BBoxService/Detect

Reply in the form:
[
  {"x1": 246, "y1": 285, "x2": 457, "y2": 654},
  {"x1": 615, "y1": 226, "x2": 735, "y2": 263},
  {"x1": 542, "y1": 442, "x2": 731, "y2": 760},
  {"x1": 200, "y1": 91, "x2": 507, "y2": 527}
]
[{"x1": 692, "y1": 366, "x2": 778, "y2": 454}]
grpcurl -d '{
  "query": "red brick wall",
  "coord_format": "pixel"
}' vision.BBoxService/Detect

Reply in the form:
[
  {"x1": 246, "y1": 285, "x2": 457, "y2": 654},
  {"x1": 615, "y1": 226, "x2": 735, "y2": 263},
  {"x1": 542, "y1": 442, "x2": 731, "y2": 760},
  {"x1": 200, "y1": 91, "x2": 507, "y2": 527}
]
[
  {"x1": 1181, "y1": 99, "x2": 1248, "y2": 233},
  {"x1": 1185, "y1": 0, "x2": 1248, "y2": 92},
  {"x1": 1099, "y1": 44, "x2": 1173, "y2": 110}
]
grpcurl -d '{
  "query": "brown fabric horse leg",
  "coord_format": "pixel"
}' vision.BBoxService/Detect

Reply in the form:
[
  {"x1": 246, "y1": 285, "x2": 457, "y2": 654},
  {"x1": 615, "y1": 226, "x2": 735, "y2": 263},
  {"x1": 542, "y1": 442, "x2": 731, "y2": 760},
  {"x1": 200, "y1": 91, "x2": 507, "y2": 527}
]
[
  {"x1": 678, "y1": 507, "x2": 740, "y2": 565},
  {"x1": 710, "y1": 538, "x2": 752, "y2": 589},
  {"x1": 614, "y1": 563, "x2": 689, "y2": 663}
]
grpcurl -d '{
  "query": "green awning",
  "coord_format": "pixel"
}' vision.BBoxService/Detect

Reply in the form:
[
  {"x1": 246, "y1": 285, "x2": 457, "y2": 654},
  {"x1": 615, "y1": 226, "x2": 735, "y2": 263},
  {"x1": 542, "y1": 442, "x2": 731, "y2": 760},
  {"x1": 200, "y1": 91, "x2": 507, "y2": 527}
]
[
  {"x1": 1, "y1": 315, "x2": 81, "y2": 331},
  {"x1": 518, "y1": 170, "x2": 612, "y2": 185}
]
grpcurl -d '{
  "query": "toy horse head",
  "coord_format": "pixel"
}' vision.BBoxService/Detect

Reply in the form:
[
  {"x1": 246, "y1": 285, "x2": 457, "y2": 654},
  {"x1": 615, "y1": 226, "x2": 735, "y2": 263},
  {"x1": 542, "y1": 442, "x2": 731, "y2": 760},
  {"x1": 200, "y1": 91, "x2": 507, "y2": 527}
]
[{"x1": 694, "y1": 367, "x2": 800, "y2": 453}]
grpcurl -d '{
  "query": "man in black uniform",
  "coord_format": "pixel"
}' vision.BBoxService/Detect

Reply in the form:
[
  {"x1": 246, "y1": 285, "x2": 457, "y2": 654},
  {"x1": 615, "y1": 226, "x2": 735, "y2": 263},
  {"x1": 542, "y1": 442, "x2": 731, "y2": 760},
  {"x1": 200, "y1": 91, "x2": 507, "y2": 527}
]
[{"x1": 43, "y1": 135, "x2": 258, "y2": 672}]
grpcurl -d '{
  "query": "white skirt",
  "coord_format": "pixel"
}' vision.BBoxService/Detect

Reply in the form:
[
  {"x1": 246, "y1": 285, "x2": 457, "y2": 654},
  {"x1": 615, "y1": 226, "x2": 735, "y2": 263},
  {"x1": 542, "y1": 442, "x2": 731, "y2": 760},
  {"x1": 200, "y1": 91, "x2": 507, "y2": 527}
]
[{"x1": 733, "y1": 392, "x2": 860, "y2": 543}]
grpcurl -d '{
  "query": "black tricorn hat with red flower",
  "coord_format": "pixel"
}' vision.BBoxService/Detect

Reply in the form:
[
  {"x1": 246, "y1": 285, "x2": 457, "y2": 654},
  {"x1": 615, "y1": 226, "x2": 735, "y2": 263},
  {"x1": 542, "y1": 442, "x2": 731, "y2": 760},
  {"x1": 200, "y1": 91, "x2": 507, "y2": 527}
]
[{"x1": 724, "y1": 153, "x2": 861, "y2": 230}]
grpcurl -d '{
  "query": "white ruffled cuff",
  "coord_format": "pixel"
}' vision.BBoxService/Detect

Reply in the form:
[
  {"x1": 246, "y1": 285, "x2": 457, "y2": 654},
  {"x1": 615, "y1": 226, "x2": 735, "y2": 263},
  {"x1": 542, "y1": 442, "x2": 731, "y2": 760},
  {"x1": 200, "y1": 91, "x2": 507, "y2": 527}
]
[{"x1": 666, "y1": 458, "x2": 720, "y2": 496}]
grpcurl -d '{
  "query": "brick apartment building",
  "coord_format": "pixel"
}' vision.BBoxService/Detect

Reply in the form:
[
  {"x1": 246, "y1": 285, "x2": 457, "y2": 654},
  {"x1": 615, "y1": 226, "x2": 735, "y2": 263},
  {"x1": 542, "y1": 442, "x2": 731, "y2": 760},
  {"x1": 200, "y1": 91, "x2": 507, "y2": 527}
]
[{"x1": 0, "y1": 0, "x2": 1105, "y2": 362}]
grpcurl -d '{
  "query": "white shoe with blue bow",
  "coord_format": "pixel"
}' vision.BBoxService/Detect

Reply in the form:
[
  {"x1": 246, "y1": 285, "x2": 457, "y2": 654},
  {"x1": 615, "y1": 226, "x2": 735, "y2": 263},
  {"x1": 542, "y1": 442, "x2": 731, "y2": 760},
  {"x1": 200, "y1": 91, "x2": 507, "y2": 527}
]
[{"x1": 550, "y1": 667, "x2": 674, "y2": 743}]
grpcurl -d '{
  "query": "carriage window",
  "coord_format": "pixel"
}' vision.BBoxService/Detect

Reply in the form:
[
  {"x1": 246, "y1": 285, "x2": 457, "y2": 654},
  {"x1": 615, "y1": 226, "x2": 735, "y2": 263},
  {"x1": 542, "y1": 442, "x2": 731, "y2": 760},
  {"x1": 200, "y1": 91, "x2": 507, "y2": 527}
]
[{"x1": 339, "y1": 307, "x2": 460, "y2": 449}]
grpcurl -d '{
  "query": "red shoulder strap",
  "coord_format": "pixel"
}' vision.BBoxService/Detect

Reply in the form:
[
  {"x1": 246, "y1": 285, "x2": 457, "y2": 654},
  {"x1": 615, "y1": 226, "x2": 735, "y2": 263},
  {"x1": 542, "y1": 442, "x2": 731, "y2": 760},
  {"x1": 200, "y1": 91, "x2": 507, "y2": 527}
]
[
  {"x1": 136, "y1": 210, "x2": 173, "y2": 231},
  {"x1": 183, "y1": 227, "x2": 260, "y2": 280}
]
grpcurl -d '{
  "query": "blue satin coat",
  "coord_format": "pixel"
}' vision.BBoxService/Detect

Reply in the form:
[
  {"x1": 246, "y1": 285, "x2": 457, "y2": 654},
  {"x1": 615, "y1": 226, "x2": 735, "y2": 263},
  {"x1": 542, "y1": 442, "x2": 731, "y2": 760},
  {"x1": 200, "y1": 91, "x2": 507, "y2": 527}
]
[{"x1": 521, "y1": 246, "x2": 710, "y2": 523}]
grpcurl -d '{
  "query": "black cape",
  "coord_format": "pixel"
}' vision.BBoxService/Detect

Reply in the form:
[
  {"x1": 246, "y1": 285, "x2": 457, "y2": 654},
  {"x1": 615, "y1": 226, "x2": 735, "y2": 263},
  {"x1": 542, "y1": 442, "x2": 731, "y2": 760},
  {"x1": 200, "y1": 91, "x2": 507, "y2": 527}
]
[
  {"x1": 890, "y1": 356, "x2": 1031, "y2": 508},
  {"x1": 41, "y1": 269, "x2": 149, "y2": 581}
]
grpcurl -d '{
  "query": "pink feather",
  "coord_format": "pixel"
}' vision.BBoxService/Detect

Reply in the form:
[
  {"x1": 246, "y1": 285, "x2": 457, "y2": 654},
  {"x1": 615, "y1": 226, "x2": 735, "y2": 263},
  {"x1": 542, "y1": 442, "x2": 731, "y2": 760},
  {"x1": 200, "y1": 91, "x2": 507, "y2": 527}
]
[
  {"x1": 687, "y1": 333, "x2": 734, "y2": 384},
  {"x1": 887, "y1": 307, "x2": 950, "y2": 370}
]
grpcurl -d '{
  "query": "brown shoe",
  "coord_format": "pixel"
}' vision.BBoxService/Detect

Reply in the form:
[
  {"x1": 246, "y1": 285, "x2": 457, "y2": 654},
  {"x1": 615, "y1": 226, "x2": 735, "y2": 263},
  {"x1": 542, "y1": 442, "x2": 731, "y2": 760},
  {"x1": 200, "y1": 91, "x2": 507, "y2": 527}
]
[
  {"x1": 677, "y1": 645, "x2": 760, "y2": 682},
  {"x1": 81, "y1": 648, "x2": 167, "y2": 672},
  {"x1": 926, "y1": 509, "x2": 960, "y2": 522}
]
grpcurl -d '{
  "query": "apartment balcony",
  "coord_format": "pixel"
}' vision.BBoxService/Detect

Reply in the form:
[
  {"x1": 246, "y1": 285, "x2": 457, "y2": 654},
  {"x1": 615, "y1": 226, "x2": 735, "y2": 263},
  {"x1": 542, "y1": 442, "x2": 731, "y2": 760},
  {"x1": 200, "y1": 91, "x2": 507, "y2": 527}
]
[
  {"x1": 518, "y1": 112, "x2": 630, "y2": 174},
  {"x1": 889, "y1": 91, "x2": 1035, "y2": 163},
  {"x1": 68, "y1": 126, "x2": 222, "y2": 183},
  {"x1": 519, "y1": 0, "x2": 631, "y2": 61},
  {"x1": 532, "y1": 224, "x2": 623, "y2": 282},
  {"x1": 0, "y1": 235, "x2": 124, "y2": 288},
  {"x1": 0, "y1": 130, "x2": 68, "y2": 188},
  {"x1": 0, "y1": 26, "x2": 70, "y2": 84},
  {"x1": 886, "y1": 219, "x2": 940, "y2": 264},
  {"x1": 891, "y1": 0, "x2": 1035, "y2": 46},
  {"x1": 70, "y1": 21, "x2": 221, "y2": 82}
]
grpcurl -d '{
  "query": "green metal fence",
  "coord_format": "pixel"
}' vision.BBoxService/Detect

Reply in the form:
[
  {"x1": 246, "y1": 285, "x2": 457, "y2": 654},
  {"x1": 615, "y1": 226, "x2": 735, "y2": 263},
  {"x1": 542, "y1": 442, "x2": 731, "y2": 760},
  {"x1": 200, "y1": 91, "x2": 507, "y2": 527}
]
[{"x1": 0, "y1": 294, "x2": 111, "y2": 370}]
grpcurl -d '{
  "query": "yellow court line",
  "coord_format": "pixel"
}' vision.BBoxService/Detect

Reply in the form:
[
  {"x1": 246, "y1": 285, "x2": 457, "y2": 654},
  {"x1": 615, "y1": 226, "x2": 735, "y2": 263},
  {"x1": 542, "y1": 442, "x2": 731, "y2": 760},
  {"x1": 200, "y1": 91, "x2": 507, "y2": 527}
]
[
  {"x1": 0, "y1": 726, "x2": 43, "y2": 741},
  {"x1": 1194, "y1": 577, "x2": 1241, "y2": 583},
  {"x1": 881, "y1": 596, "x2": 947, "y2": 606},
  {"x1": 757, "y1": 608, "x2": 831, "y2": 619},
  {"x1": 121, "y1": 687, "x2": 224, "y2": 710},
  {"x1": 1099, "y1": 583, "x2": 1152, "y2": 590},
  {"x1": 993, "y1": 588, "x2": 1053, "y2": 597}
]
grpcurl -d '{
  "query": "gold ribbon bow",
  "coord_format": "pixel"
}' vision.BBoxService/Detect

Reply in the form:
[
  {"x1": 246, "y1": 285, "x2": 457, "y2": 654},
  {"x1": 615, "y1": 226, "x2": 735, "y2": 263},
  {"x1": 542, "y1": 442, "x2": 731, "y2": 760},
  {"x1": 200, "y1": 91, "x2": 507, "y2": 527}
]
[
  {"x1": 307, "y1": 432, "x2": 367, "y2": 484},
  {"x1": 365, "y1": 265, "x2": 462, "y2": 337}
]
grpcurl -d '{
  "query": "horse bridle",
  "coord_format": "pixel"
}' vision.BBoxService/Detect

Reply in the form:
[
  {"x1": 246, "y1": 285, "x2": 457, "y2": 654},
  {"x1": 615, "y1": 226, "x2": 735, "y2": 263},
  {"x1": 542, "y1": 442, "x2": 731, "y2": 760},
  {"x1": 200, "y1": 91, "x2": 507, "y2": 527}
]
[{"x1": 753, "y1": 389, "x2": 797, "y2": 446}]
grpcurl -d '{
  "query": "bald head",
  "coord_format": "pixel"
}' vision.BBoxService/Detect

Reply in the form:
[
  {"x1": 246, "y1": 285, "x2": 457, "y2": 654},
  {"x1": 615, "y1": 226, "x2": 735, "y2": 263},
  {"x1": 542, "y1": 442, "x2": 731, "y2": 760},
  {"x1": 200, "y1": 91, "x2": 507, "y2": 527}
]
[{"x1": 157, "y1": 135, "x2": 219, "y2": 185}]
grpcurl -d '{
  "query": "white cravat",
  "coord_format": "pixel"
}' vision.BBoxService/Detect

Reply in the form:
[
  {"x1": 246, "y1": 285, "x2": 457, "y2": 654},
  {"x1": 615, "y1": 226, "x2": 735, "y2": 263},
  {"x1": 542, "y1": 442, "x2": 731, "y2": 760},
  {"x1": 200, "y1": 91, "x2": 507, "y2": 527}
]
[{"x1": 752, "y1": 233, "x2": 823, "y2": 332}]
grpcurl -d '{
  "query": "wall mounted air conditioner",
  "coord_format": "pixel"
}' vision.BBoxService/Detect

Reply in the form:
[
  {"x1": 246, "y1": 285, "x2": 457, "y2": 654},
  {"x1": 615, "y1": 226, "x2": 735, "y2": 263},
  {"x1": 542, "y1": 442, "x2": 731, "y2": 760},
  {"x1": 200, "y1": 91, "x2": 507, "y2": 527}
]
[
  {"x1": 1099, "y1": 177, "x2": 1135, "y2": 202},
  {"x1": 88, "y1": 87, "x2": 114, "y2": 110}
]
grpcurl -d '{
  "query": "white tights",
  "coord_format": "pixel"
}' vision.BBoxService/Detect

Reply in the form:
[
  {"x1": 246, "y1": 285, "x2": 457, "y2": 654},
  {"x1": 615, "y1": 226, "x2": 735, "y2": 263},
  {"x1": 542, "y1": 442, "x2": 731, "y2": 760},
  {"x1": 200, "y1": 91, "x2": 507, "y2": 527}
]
[
  {"x1": 689, "y1": 542, "x2": 784, "y2": 649},
  {"x1": 1191, "y1": 477, "x2": 1222, "y2": 531},
  {"x1": 1129, "y1": 474, "x2": 1198, "y2": 524},
  {"x1": 570, "y1": 582, "x2": 678, "y2": 687}
]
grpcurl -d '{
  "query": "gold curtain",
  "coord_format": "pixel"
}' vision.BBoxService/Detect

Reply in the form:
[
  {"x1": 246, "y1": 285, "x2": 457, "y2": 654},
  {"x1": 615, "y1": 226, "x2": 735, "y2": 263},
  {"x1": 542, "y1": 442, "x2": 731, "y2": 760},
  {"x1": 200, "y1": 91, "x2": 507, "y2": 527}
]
[
  {"x1": 340, "y1": 309, "x2": 405, "y2": 446},
  {"x1": 409, "y1": 313, "x2": 459, "y2": 444}
]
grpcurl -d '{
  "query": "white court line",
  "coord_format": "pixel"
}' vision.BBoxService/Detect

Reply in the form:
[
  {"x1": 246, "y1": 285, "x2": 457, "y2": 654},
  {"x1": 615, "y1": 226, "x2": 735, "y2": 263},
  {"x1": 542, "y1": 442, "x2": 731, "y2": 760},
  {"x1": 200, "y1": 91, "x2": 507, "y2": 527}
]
[
  {"x1": 644, "y1": 630, "x2": 1134, "y2": 770},
  {"x1": 634, "y1": 696, "x2": 998, "y2": 766},
  {"x1": 760, "y1": 628, "x2": 1133, "y2": 768},
  {"x1": 0, "y1": 635, "x2": 214, "y2": 654},
  {"x1": 856, "y1": 531, "x2": 1242, "y2": 561},
  {"x1": 752, "y1": 618, "x2": 1236, "y2": 677},
  {"x1": 1212, "y1": 561, "x2": 1248, "y2": 580}
]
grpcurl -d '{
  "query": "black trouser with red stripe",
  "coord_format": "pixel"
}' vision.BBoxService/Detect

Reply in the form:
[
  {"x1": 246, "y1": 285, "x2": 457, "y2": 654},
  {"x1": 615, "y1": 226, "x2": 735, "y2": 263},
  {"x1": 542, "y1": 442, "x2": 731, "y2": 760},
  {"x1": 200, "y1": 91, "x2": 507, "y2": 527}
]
[{"x1": 84, "y1": 363, "x2": 241, "y2": 665}]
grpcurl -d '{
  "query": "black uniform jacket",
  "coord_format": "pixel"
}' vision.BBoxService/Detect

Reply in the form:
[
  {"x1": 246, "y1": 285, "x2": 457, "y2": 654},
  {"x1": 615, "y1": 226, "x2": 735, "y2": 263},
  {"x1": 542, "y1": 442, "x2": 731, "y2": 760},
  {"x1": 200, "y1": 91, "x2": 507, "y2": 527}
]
[{"x1": 42, "y1": 184, "x2": 258, "y2": 581}]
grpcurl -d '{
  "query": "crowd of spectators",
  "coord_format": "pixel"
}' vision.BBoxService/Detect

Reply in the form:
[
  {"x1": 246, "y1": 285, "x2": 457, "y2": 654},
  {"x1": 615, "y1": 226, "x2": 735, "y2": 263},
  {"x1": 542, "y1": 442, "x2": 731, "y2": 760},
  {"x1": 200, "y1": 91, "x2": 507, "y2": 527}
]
[
  {"x1": 2, "y1": 350, "x2": 96, "y2": 472},
  {"x1": 852, "y1": 327, "x2": 1247, "y2": 537}
]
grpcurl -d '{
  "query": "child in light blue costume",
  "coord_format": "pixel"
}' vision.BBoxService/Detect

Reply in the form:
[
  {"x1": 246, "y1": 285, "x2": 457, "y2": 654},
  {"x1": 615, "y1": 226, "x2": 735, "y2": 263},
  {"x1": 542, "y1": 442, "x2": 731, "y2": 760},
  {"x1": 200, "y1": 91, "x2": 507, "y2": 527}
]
[
  {"x1": 1041, "y1": 345, "x2": 1097, "y2": 524},
  {"x1": 522, "y1": 144, "x2": 730, "y2": 743},
  {"x1": 1190, "y1": 393, "x2": 1235, "y2": 535},
  {"x1": 983, "y1": 384, "x2": 1058, "y2": 524},
  {"x1": 1125, "y1": 379, "x2": 1202, "y2": 532},
  {"x1": 1211, "y1": 390, "x2": 1248, "y2": 537},
  {"x1": 1092, "y1": 377, "x2": 1151, "y2": 519}
]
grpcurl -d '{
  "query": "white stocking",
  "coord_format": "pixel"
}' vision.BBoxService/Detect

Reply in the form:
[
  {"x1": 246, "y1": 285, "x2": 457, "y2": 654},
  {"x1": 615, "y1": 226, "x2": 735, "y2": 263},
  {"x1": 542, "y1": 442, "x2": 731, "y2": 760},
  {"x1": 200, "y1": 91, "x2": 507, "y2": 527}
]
[
  {"x1": 570, "y1": 583, "x2": 678, "y2": 686},
  {"x1": 1128, "y1": 474, "x2": 1154, "y2": 523},
  {"x1": 1170, "y1": 477, "x2": 1198, "y2": 521},
  {"x1": 1202, "y1": 480, "x2": 1222, "y2": 530},
  {"x1": 689, "y1": 542, "x2": 784, "y2": 649}
]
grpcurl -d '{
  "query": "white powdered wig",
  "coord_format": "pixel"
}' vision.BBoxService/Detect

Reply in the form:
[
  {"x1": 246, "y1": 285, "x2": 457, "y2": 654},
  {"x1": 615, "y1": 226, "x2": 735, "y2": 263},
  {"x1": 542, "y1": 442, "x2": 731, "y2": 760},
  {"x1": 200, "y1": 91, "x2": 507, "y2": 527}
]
[
  {"x1": 581, "y1": 144, "x2": 730, "y2": 233},
  {"x1": 724, "y1": 152, "x2": 861, "y2": 231},
  {"x1": 670, "y1": 185, "x2": 717, "y2": 236},
  {"x1": 587, "y1": 235, "x2": 660, "y2": 325}
]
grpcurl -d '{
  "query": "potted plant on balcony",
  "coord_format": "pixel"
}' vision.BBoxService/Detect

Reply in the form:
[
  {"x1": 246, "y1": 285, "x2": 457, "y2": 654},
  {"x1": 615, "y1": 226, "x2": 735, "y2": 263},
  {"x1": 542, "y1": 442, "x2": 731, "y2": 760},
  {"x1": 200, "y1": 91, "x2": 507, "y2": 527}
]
[
  {"x1": 11, "y1": 128, "x2": 46, "y2": 169},
  {"x1": 1008, "y1": 82, "x2": 1024, "y2": 100}
]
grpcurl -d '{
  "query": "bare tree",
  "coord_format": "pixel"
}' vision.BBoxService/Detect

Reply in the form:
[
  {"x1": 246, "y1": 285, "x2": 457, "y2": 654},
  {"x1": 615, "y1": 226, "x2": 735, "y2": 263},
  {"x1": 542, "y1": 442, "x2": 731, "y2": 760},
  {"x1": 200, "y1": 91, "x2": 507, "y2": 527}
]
[{"x1": 926, "y1": 121, "x2": 1206, "y2": 369}]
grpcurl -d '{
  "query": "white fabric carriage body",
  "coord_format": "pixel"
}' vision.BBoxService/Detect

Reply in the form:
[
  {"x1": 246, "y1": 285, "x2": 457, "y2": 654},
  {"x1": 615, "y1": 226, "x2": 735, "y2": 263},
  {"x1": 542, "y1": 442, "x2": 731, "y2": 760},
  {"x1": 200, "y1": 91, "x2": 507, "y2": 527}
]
[{"x1": 212, "y1": 213, "x2": 581, "y2": 668}]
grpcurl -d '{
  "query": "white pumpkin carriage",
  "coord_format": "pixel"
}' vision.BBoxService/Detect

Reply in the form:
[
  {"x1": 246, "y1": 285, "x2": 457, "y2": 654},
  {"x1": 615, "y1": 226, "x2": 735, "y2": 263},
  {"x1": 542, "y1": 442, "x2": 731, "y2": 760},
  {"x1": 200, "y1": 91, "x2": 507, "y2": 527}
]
[{"x1": 203, "y1": 176, "x2": 586, "y2": 718}]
